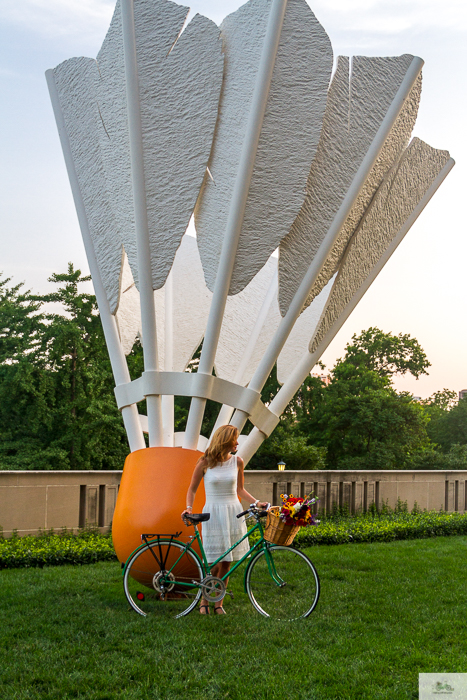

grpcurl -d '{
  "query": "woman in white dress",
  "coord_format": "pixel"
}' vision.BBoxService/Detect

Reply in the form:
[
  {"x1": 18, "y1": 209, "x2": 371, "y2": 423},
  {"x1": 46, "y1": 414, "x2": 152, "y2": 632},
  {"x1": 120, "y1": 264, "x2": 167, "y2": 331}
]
[{"x1": 181, "y1": 425, "x2": 267, "y2": 615}]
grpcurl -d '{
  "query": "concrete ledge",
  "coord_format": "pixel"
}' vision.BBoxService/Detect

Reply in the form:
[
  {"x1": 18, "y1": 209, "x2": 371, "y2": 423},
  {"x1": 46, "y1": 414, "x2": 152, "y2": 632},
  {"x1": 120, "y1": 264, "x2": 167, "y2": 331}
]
[{"x1": 1, "y1": 470, "x2": 466, "y2": 537}]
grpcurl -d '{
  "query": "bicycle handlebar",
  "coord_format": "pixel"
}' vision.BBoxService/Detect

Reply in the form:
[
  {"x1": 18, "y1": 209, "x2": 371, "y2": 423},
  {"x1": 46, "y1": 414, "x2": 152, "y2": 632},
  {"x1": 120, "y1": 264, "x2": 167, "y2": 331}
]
[{"x1": 237, "y1": 503, "x2": 271, "y2": 519}]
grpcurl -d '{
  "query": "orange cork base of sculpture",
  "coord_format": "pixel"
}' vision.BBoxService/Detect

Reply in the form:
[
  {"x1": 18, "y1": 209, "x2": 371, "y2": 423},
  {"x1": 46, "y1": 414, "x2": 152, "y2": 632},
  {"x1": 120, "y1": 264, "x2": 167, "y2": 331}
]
[{"x1": 112, "y1": 446, "x2": 205, "y2": 567}]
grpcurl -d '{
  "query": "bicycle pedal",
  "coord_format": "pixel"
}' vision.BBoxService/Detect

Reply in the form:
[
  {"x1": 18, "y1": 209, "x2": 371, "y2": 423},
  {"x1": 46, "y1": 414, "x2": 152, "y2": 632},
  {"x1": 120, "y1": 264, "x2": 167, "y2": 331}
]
[{"x1": 226, "y1": 590, "x2": 234, "y2": 599}]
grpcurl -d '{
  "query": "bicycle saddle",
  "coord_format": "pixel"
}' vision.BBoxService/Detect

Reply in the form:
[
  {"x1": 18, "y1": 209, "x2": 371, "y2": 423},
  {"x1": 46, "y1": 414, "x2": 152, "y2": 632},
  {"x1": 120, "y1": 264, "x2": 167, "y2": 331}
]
[{"x1": 184, "y1": 513, "x2": 210, "y2": 523}]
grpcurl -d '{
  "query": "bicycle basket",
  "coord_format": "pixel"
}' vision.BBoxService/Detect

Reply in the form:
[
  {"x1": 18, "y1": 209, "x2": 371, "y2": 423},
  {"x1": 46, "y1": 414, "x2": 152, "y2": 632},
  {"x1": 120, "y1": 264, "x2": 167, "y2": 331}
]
[{"x1": 264, "y1": 506, "x2": 300, "y2": 546}]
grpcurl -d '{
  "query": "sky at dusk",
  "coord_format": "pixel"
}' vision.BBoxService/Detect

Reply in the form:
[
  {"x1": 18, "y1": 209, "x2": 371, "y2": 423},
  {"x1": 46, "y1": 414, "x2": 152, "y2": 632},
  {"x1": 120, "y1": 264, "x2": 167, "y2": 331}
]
[{"x1": 0, "y1": 0, "x2": 465, "y2": 399}]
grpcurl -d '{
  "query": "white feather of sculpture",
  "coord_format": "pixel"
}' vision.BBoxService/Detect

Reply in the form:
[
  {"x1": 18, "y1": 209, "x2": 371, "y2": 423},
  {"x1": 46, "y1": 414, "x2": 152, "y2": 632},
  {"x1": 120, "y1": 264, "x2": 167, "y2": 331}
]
[
  {"x1": 51, "y1": 57, "x2": 123, "y2": 314},
  {"x1": 278, "y1": 54, "x2": 422, "y2": 316},
  {"x1": 215, "y1": 256, "x2": 279, "y2": 386},
  {"x1": 309, "y1": 138, "x2": 452, "y2": 354},
  {"x1": 154, "y1": 235, "x2": 212, "y2": 373},
  {"x1": 184, "y1": 0, "x2": 334, "y2": 447},
  {"x1": 195, "y1": 0, "x2": 333, "y2": 296},
  {"x1": 115, "y1": 252, "x2": 141, "y2": 355},
  {"x1": 276, "y1": 275, "x2": 335, "y2": 384},
  {"x1": 96, "y1": 0, "x2": 224, "y2": 291}
]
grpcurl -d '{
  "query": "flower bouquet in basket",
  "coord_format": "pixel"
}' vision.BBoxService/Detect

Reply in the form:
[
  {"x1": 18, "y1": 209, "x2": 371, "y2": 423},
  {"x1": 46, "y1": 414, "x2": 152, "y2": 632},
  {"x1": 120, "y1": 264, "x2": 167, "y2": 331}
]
[{"x1": 264, "y1": 493, "x2": 319, "y2": 546}]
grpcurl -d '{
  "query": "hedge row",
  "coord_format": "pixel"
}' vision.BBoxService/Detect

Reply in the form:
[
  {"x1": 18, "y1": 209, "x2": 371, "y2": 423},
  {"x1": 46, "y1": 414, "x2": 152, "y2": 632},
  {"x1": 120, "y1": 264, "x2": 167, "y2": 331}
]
[
  {"x1": 0, "y1": 529, "x2": 117, "y2": 570},
  {"x1": 295, "y1": 510, "x2": 467, "y2": 547},
  {"x1": 2, "y1": 511, "x2": 467, "y2": 569}
]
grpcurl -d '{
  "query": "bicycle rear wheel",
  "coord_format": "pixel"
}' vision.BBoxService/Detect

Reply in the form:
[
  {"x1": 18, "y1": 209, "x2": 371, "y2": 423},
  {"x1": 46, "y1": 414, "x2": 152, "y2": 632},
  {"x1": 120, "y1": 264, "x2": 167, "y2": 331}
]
[
  {"x1": 123, "y1": 540, "x2": 204, "y2": 618},
  {"x1": 245, "y1": 545, "x2": 320, "y2": 620}
]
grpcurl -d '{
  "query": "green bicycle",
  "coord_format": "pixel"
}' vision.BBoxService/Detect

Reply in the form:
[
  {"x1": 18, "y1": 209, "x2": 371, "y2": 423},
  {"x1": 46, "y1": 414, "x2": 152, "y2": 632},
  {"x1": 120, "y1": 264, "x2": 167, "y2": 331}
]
[{"x1": 122, "y1": 504, "x2": 320, "y2": 620}]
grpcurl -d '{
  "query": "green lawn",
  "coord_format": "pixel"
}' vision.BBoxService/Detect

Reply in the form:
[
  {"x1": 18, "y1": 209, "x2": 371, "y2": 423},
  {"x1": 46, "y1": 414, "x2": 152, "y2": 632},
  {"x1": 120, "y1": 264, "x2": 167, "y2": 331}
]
[{"x1": 1, "y1": 537, "x2": 466, "y2": 700}]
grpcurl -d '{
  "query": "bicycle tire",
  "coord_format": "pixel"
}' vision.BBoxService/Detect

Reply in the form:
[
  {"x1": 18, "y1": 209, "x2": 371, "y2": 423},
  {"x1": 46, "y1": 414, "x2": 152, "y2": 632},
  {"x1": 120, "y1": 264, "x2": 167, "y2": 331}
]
[
  {"x1": 245, "y1": 545, "x2": 320, "y2": 620},
  {"x1": 123, "y1": 540, "x2": 204, "y2": 618}
]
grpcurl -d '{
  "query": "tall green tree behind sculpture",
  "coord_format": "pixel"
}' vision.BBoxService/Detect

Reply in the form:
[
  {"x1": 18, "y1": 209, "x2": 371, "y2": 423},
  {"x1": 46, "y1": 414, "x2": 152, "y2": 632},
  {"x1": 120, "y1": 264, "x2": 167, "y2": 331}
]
[
  {"x1": 0, "y1": 275, "x2": 55, "y2": 468},
  {"x1": 338, "y1": 327, "x2": 431, "y2": 379},
  {"x1": 293, "y1": 329, "x2": 432, "y2": 470},
  {"x1": 35, "y1": 264, "x2": 130, "y2": 469},
  {"x1": 0, "y1": 267, "x2": 132, "y2": 470}
]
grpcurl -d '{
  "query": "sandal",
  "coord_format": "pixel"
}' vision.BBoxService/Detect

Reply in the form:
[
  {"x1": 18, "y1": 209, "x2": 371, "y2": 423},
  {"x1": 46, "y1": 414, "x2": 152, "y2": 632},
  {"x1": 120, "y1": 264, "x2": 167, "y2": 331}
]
[
  {"x1": 199, "y1": 604, "x2": 210, "y2": 615},
  {"x1": 214, "y1": 606, "x2": 226, "y2": 615}
]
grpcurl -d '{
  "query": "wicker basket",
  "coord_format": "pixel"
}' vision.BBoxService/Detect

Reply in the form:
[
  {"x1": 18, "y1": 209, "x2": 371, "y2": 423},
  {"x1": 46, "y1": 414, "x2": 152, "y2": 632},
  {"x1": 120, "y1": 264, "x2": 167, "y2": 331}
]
[{"x1": 263, "y1": 506, "x2": 300, "y2": 546}]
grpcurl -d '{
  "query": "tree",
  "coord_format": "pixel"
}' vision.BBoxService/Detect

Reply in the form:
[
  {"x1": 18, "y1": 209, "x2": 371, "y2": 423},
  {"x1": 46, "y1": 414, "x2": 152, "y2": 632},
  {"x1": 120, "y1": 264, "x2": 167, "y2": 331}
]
[
  {"x1": 426, "y1": 397, "x2": 467, "y2": 453},
  {"x1": 294, "y1": 329, "x2": 432, "y2": 469},
  {"x1": 0, "y1": 275, "x2": 59, "y2": 468},
  {"x1": 0, "y1": 266, "x2": 131, "y2": 470},
  {"x1": 423, "y1": 389, "x2": 458, "y2": 411},
  {"x1": 303, "y1": 370, "x2": 430, "y2": 469},
  {"x1": 248, "y1": 422, "x2": 326, "y2": 470},
  {"x1": 340, "y1": 327, "x2": 430, "y2": 379},
  {"x1": 0, "y1": 275, "x2": 44, "y2": 362},
  {"x1": 411, "y1": 444, "x2": 467, "y2": 470},
  {"x1": 34, "y1": 264, "x2": 131, "y2": 469}
]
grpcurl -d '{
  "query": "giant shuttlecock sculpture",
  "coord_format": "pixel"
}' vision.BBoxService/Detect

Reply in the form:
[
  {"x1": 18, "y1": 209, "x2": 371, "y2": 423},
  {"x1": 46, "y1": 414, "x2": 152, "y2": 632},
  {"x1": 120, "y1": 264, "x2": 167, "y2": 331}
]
[{"x1": 46, "y1": 0, "x2": 454, "y2": 565}]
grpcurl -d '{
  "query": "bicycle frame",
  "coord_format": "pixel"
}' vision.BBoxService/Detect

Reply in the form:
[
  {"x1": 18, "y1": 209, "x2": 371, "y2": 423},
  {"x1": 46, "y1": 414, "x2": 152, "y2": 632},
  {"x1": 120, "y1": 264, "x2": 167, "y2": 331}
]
[{"x1": 122, "y1": 509, "x2": 285, "y2": 594}]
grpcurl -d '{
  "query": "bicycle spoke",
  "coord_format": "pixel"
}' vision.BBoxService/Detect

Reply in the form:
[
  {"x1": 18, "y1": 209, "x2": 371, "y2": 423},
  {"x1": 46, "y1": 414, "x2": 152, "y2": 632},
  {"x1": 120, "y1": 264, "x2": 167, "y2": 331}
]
[{"x1": 123, "y1": 541, "x2": 203, "y2": 618}]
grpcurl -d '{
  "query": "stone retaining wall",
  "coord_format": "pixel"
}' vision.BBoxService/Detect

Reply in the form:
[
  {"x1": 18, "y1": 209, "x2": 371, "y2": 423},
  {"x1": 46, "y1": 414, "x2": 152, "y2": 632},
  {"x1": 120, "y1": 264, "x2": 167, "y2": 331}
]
[{"x1": 1, "y1": 469, "x2": 466, "y2": 537}]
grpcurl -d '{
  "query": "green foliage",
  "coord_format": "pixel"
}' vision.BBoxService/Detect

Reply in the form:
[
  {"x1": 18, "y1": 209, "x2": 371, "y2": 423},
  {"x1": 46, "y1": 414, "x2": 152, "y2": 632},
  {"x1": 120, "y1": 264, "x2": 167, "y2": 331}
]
[
  {"x1": 424, "y1": 388, "x2": 458, "y2": 411},
  {"x1": 4, "y1": 507, "x2": 467, "y2": 570},
  {"x1": 295, "y1": 509, "x2": 467, "y2": 547},
  {"x1": 417, "y1": 390, "x2": 467, "y2": 461},
  {"x1": 0, "y1": 266, "x2": 131, "y2": 470},
  {"x1": 339, "y1": 326, "x2": 430, "y2": 379},
  {"x1": 0, "y1": 275, "x2": 44, "y2": 362},
  {"x1": 425, "y1": 397, "x2": 467, "y2": 452},
  {"x1": 297, "y1": 370, "x2": 430, "y2": 469},
  {"x1": 248, "y1": 424, "x2": 327, "y2": 470},
  {"x1": 0, "y1": 528, "x2": 116, "y2": 569},
  {"x1": 411, "y1": 443, "x2": 467, "y2": 470},
  {"x1": 0, "y1": 275, "x2": 58, "y2": 467},
  {"x1": 289, "y1": 328, "x2": 435, "y2": 469}
]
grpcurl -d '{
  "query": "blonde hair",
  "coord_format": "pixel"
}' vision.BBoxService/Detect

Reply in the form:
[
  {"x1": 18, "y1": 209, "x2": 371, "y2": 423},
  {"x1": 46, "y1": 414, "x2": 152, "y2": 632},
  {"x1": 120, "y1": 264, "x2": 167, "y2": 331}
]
[{"x1": 203, "y1": 425, "x2": 239, "y2": 469}]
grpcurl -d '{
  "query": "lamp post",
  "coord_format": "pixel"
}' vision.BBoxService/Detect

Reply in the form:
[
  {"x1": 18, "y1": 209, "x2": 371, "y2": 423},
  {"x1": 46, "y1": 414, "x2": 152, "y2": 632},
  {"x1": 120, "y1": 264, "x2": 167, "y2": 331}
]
[{"x1": 277, "y1": 460, "x2": 286, "y2": 471}]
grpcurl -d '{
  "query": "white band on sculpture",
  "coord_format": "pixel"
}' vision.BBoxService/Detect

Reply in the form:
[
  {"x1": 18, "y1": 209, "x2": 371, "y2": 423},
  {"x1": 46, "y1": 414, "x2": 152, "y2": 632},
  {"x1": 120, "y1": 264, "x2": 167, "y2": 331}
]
[{"x1": 114, "y1": 371, "x2": 280, "y2": 437}]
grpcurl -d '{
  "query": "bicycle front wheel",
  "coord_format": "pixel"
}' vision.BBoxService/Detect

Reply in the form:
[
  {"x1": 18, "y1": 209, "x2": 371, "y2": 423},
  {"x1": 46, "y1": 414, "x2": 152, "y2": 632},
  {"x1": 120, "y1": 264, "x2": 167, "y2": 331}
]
[
  {"x1": 245, "y1": 545, "x2": 320, "y2": 620},
  {"x1": 123, "y1": 540, "x2": 204, "y2": 618}
]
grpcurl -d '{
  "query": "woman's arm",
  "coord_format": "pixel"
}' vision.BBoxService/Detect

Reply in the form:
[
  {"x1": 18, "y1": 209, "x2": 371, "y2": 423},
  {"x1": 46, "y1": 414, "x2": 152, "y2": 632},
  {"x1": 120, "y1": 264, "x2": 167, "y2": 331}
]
[
  {"x1": 236, "y1": 457, "x2": 268, "y2": 509},
  {"x1": 181, "y1": 458, "x2": 206, "y2": 519}
]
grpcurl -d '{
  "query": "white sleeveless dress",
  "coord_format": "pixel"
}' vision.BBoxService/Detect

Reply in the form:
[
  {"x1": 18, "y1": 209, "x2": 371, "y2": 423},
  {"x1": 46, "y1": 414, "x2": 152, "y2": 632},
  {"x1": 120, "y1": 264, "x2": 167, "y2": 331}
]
[{"x1": 202, "y1": 454, "x2": 250, "y2": 563}]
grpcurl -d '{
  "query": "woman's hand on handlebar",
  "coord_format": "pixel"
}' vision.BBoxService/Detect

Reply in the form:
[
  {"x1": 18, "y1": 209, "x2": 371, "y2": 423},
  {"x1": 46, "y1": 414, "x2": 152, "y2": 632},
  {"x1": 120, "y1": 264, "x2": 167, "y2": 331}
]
[{"x1": 256, "y1": 501, "x2": 269, "y2": 510}]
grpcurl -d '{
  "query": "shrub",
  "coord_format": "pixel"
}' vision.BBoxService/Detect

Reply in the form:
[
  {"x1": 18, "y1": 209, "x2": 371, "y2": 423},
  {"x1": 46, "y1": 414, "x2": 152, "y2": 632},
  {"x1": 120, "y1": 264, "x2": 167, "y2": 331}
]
[
  {"x1": 0, "y1": 527, "x2": 117, "y2": 569},
  {"x1": 295, "y1": 509, "x2": 467, "y2": 547}
]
